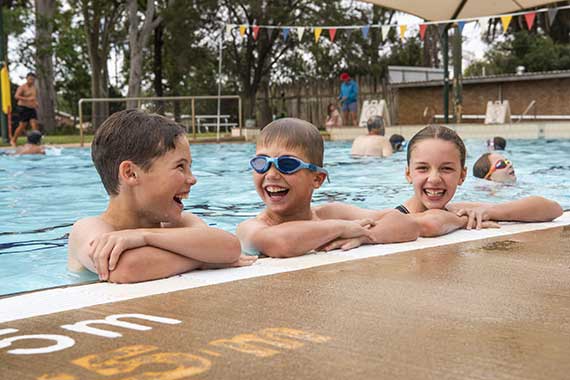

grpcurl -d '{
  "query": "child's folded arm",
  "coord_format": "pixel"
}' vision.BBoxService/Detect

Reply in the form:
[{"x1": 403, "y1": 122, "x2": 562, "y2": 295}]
[
  {"x1": 107, "y1": 247, "x2": 203, "y2": 284},
  {"x1": 369, "y1": 210, "x2": 419, "y2": 242},
  {"x1": 237, "y1": 218, "x2": 369, "y2": 258},
  {"x1": 411, "y1": 209, "x2": 468, "y2": 237},
  {"x1": 450, "y1": 196, "x2": 563, "y2": 223},
  {"x1": 314, "y1": 202, "x2": 390, "y2": 221}
]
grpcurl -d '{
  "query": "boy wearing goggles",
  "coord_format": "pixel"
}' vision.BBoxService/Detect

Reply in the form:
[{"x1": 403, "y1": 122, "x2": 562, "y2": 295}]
[
  {"x1": 237, "y1": 118, "x2": 419, "y2": 258},
  {"x1": 68, "y1": 110, "x2": 255, "y2": 283},
  {"x1": 473, "y1": 153, "x2": 516, "y2": 183}
]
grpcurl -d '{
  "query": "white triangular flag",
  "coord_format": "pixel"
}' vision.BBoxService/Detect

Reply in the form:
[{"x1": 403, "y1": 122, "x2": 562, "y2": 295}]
[{"x1": 297, "y1": 27, "x2": 305, "y2": 40}]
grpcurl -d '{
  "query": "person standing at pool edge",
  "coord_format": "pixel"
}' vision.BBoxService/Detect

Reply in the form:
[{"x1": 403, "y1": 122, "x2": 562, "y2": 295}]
[
  {"x1": 237, "y1": 117, "x2": 419, "y2": 258},
  {"x1": 11, "y1": 72, "x2": 39, "y2": 147},
  {"x1": 68, "y1": 110, "x2": 255, "y2": 283},
  {"x1": 338, "y1": 73, "x2": 358, "y2": 126}
]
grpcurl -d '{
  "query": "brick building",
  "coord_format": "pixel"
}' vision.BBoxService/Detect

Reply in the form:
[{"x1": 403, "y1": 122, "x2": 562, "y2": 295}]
[{"x1": 390, "y1": 70, "x2": 570, "y2": 125}]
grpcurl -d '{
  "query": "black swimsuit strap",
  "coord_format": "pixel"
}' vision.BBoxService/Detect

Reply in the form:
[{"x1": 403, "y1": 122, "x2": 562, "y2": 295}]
[{"x1": 395, "y1": 204, "x2": 410, "y2": 214}]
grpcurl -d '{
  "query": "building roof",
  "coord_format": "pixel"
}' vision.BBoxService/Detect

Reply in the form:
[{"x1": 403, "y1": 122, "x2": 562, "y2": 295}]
[{"x1": 391, "y1": 69, "x2": 570, "y2": 88}]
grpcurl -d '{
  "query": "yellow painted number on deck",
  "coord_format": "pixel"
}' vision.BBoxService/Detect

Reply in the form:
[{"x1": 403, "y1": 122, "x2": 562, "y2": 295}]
[{"x1": 71, "y1": 345, "x2": 211, "y2": 379}]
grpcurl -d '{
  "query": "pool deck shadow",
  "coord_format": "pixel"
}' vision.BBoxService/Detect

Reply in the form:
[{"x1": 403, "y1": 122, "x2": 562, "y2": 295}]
[{"x1": 1, "y1": 212, "x2": 570, "y2": 379}]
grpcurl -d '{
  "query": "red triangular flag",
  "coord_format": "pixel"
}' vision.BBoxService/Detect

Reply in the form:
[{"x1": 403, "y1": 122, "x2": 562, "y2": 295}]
[
  {"x1": 419, "y1": 24, "x2": 427, "y2": 40},
  {"x1": 329, "y1": 28, "x2": 337, "y2": 42},
  {"x1": 252, "y1": 25, "x2": 260, "y2": 40},
  {"x1": 524, "y1": 12, "x2": 536, "y2": 30}
]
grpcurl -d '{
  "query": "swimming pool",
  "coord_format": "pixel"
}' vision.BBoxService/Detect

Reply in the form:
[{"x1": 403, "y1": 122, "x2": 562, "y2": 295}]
[{"x1": 1, "y1": 139, "x2": 569, "y2": 296}]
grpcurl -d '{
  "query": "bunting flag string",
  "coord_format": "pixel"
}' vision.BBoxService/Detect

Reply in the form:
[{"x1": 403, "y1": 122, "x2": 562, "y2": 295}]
[{"x1": 224, "y1": 4, "x2": 570, "y2": 44}]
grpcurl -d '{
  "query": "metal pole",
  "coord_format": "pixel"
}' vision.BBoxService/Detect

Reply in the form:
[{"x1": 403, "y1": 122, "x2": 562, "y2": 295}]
[
  {"x1": 79, "y1": 99, "x2": 84, "y2": 147},
  {"x1": 442, "y1": 24, "x2": 449, "y2": 124},
  {"x1": 238, "y1": 96, "x2": 242, "y2": 137},
  {"x1": 216, "y1": 25, "x2": 224, "y2": 142},
  {"x1": 191, "y1": 97, "x2": 196, "y2": 140}
]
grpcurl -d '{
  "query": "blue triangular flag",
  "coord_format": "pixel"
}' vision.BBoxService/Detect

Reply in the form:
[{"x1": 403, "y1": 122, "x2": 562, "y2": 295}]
[
  {"x1": 457, "y1": 21, "x2": 466, "y2": 33},
  {"x1": 282, "y1": 28, "x2": 290, "y2": 41},
  {"x1": 362, "y1": 25, "x2": 370, "y2": 39}
]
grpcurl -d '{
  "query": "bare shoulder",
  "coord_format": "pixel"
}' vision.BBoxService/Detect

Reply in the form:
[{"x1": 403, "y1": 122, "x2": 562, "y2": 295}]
[
  {"x1": 171, "y1": 212, "x2": 208, "y2": 228},
  {"x1": 68, "y1": 216, "x2": 115, "y2": 272},
  {"x1": 236, "y1": 215, "x2": 269, "y2": 239}
]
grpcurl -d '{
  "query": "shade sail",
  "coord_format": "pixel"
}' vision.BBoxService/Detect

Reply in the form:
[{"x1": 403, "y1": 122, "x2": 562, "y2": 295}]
[{"x1": 359, "y1": 0, "x2": 559, "y2": 21}]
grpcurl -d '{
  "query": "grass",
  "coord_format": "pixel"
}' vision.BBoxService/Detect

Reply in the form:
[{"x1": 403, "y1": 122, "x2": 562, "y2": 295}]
[{"x1": 1, "y1": 132, "x2": 240, "y2": 147}]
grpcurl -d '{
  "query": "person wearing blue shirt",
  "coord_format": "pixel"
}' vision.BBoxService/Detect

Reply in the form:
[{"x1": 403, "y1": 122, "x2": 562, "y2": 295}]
[{"x1": 338, "y1": 72, "x2": 359, "y2": 126}]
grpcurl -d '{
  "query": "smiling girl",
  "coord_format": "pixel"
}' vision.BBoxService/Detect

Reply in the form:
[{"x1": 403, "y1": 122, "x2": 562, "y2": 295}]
[{"x1": 395, "y1": 125, "x2": 562, "y2": 236}]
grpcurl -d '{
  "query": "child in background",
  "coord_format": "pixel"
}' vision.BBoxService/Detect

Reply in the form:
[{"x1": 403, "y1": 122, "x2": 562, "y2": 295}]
[
  {"x1": 394, "y1": 125, "x2": 562, "y2": 234},
  {"x1": 325, "y1": 103, "x2": 343, "y2": 129},
  {"x1": 487, "y1": 136, "x2": 507, "y2": 150},
  {"x1": 15, "y1": 130, "x2": 45, "y2": 155},
  {"x1": 237, "y1": 117, "x2": 419, "y2": 258},
  {"x1": 68, "y1": 110, "x2": 255, "y2": 283},
  {"x1": 473, "y1": 152, "x2": 516, "y2": 183}
]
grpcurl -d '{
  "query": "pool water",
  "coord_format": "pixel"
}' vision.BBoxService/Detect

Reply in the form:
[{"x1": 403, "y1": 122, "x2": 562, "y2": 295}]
[{"x1": 1, "y1": 139, "x2": 569, "y2": 296}]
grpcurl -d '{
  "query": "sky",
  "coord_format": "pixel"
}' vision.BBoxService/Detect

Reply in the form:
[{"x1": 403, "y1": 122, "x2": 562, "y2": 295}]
[{"x1": 7, "y1": 7, "x2": 491, "y2": 86}]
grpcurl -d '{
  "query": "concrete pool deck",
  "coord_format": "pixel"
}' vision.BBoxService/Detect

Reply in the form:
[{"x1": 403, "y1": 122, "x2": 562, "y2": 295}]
[{"x1": 1, "y1": 212, "x2": 569, "y2": 379}]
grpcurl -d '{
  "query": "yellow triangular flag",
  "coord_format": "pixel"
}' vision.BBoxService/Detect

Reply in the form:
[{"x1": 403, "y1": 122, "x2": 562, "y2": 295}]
[
  {"x1": 239, "y1": 25, "x2": 246, "y2": 36},
  {"x1": 501, "y1": 15, "x2": 512, "y2": 32},
  {"x1": 314, "y1": 27, "x2": 322, "y2": 42},
  {"x1": 399, "y1": 25, "x2": 407, "y2": 39}
]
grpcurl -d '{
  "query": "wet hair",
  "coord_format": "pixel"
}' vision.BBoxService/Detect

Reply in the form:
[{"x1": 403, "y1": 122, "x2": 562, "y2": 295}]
[
  {"x1": 493, "y1": 136, "x2": 506, "y2": 150},
  {"x1": 92, "y1": 109, "x2": 186, "y2": 196},
  {"x1": 389, "y1": 134, "x2": 405, "y2": 151},
  {"x1": 406, "y1": 125, "x2": 466, "y2": 167},
  {"x1": 366, "y1": 116, "x2": 385, "y2": 134},
  {"x1": 27, "y1": 130, "x2": 42, "y2": 145},
  {"x1": 26, "y1": 72, "x2": 36, "y2": 78},
  {"x1": 473, "y1": 153, "x2": 492, "y2": 179},
  {"x1": 258, "y1": 117, "x2": 324, "y2": 166}
]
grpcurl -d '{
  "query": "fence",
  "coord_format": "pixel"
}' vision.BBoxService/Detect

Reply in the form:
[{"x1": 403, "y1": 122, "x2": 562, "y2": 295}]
[{"x1": 78, "y1": 95, "x2": 242, "y2": 146}]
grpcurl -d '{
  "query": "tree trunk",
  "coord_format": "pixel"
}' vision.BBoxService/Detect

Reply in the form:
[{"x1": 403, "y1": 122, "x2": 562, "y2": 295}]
[
  {"x1": 35, "y1": 0, "x2": 56, "y2": 132},
  {"x1": 126, "y1": 0, "x2": 161, "y2": 109},
  {"x1": 153, "y1": 21, "x2": 164, "y2": 114}
]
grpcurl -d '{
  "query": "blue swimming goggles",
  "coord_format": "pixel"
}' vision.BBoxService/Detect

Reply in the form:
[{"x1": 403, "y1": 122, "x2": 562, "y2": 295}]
[{"x1": 250, "y1": 155, "x2": 329, "y2": 180}]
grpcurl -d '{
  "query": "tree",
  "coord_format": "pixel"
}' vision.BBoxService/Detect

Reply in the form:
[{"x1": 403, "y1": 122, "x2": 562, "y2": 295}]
[
  {"x1": 466, "y1": 30, "x2": 570, "y2": 76},
  {"x1": 73, "y1": 0, "x2": 123, "y2": 128},
  {"x1": 35, "y1": 0, "x2": 56, "y2": 132},
  {"x1": 126, "y1": 0, "x2": 165, "y2": 109}
]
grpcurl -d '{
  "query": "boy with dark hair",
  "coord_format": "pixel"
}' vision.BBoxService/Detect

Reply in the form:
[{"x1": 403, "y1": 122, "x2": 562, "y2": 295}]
[
  {"x1": 351, "y1": 115, "x2": 393, "y2": 157},
  {"x1": 15, "y1": 130, "x2": 45, "y2": 155},
  {"x1": 237, "y1": 117, "x2": 419, "y2": 258},
  {"x1": 11, "y1": 72, "x2": 39, "y2": 147},
  {"x1": 68, "y1": 110, "x2": 254, "y2": 283}
]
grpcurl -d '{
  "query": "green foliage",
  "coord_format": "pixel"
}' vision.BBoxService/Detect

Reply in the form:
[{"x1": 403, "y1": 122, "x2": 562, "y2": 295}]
[{"x1": 466, "y1": 31, "x2": 570, "y2": 76}]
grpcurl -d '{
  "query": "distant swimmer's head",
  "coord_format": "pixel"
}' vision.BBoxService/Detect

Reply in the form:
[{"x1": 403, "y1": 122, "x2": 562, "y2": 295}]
[
  {"x1": 92, "y1": 109, "x2": 188, "y2": 196},
  {"x1": 473, "y1": 152, "x2": 516, "y2": 183},
  {"x1": 389, "y1": 134, "x2": 406, "y2": 152},
  {"x1": 487, "y1": 136, "x2": 507, "y2": 151},
  {"x1": 405, "y1": 125, "x2": 467, "y2": 211},
  {"x1": 27, "y1": 130, "x2": 42, "y2": 145},
  {"x1": 366, "y1": 116, "x2": 385, "y2": 135}
]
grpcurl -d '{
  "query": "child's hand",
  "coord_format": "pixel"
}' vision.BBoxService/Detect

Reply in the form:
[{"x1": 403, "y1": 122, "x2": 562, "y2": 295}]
[
  {"x1": 455, "y1": 207, "x2": 491, "y2": 229},
  {"x1": 230, "y1": 254, "x2": 258, "y2": 267},
  {"x1": 339, "y1": 219, "x2": 375, "y2": 238},
  {"x1": 318, "y1": 235, "x2": 371, "y2": 252},
  {"x1": 88, "y1": 230, "x2": 147, "y2": 281}
]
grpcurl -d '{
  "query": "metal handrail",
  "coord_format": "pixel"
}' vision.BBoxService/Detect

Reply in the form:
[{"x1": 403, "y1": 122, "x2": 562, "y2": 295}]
[
  {"x1": 78, "y1": 95, "x2": 242, "y2": 146},
  {"x1": 517, "y1": 100, "x2": 536, "y2": 123}
]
